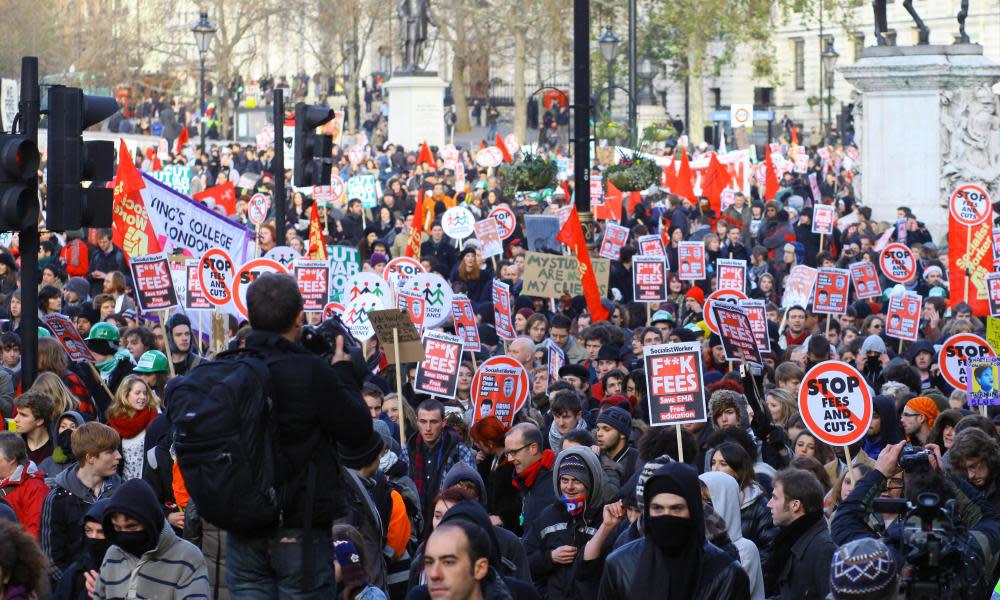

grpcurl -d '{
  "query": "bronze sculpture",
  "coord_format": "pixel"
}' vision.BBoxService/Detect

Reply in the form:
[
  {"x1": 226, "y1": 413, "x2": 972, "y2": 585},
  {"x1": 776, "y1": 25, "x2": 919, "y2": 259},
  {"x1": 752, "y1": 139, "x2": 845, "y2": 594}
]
[
  {"x1": 872, "y1": 0, "x2": 929, "y2": 46},
  {"x1": 397, "y1": 0, "x2": 437, "y2": 73}
]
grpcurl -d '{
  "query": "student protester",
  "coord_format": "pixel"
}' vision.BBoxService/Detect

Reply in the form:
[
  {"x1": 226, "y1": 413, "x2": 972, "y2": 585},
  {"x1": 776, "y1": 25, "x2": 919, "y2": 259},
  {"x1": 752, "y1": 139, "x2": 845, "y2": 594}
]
[
  {"x1": 0, "y1": 432, "x2": 49, "y2": 538},
  {"x1": 13, "y1": 391, "x2": 55, "y2": 466},
  {"x1": 53, "y1": 499, "x2": 111, "y2": 600},
  {"x1": 595, "y1": 407, "x2": 638, "y2": 485},
  {"x1": 505, "y1": 424, "x2": 557, "y2": 535},
  {"x1": 0, "y1": 519, "x2": 50, "y2": 599}
]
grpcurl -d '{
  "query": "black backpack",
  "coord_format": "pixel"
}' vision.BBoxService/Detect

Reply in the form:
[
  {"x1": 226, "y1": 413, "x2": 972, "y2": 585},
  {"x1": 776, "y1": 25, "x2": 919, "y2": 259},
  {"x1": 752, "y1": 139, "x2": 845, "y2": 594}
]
[{"x1": 167, "y1": 349, "x2": 280, "y2": 535}]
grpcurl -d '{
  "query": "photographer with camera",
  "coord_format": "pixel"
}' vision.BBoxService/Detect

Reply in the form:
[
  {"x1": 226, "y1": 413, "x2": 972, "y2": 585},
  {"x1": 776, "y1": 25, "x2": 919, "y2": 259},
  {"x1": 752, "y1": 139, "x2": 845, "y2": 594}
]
[{"x1": 830, "y1": 440, "x2": 1000, "y2": 598}]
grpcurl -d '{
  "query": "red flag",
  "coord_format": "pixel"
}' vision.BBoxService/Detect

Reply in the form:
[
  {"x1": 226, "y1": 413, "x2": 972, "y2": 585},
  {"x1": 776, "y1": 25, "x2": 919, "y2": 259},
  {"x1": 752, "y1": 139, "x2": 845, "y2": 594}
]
[
  {"x1": 560, "y1": 180, "x2": 571, "y2": 203},
  {"x1": 595, "y1": 181, "x2": 623, "y2": 221},
  {"x1": 405, "y1": 188, "x2": 426, "y2": 259},
  {"x1": 113, "y1": 140, "x2": 145, "y2": 196},
  {"x1": 627, "y1": 191, "x2": 642, "y2": 216},
  {"x1": 308, "y1": 203, "x2": 328, "y2": 260},
  {"x1": 764, "y1": 145, "x2": 780, "y2": 200},
  {"x1": 112, "y1": 141, "x2": 161, "y2": 259},
  {"x1": 495, "y1": 134, "x2": 512, "y2": 163},
  {"x1": 662, "y1": 159, "x2": 677, "y2": 191},
  {"x1": 673, "y1": 148, "x2": 697, "y2": 204},
  {"x1": 192, "y1": 181, "x2": 237, "y2": 215},
  {"x1": 174, "y1": 126, "x2": 189, "y2": 154},
  {"x1": 417, "y1": 141, "x2": 435, "y2": 168},
  {"x1": 701, "y1": 152, "x2": 730, "y2": 215},
  {"x1": 479, "y1": 140, "x2": 486, "y2": 150},
  {"x1": 557, "y1": 207, "x2": 609, "y2": 322}
]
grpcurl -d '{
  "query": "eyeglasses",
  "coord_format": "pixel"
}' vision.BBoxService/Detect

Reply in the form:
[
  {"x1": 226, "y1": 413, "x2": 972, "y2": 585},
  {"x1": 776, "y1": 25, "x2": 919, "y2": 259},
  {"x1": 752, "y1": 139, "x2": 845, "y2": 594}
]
[
  {"x1": 886, "y1": 478, "x2": 904, "y2": 491},
  {"x1": 504, "y1": 443, "x2": 532, "y2": 459},
  {"x1": 901, "y1": 412, "x2": 922, "y2": 419}
]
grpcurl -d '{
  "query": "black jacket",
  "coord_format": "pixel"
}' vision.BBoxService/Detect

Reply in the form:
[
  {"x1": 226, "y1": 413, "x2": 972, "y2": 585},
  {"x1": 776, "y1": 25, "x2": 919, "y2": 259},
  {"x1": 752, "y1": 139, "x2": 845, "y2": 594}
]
[
  {"x1": 597, "y1": 539, "x2": 749, "y2": 599},
  {"x1": 478, "y1": 455, "x2": 523, "y2": 534},
  {"x1": 525, "y1": 501, "x2": 603, "y2": 600},
  {"x1": 516, "y1": 463, "x2": 557, "y2": 538},
  {"x1": 421, "y1": 238, "x2": 458, "y2": 274},
  {"x1": 244, "y1": 330, "x2": 372, "y2": 530},
  {"x1": 740, "y1": 488, "x2": 778, "y2": 568},
  {"x1": 87, "y1": 246, "x2": 129, "y2": 299},
  {"x1": 768, "y1": 516, "x2": 836, "y2": 600}
]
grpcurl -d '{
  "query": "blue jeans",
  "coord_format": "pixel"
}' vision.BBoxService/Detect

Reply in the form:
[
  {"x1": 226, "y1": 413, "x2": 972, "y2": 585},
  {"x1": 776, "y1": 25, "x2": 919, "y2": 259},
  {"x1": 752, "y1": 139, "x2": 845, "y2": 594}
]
[{"x1": 226, "y1": 528, "x2": 334, "y2": 599}]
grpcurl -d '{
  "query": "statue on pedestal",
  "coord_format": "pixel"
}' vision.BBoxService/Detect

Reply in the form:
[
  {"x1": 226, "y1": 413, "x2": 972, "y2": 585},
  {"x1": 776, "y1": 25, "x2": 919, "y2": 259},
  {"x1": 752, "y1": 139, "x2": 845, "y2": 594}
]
[
  {"x1": 872, "y1": 0, "x2": 929, "y2": 46},
  {"x1": 941, "y1": 85, "x2": 1000, "y2": 203},
  {"x1": 397, "y1": 0, "x2": 436, "y2": 74}
]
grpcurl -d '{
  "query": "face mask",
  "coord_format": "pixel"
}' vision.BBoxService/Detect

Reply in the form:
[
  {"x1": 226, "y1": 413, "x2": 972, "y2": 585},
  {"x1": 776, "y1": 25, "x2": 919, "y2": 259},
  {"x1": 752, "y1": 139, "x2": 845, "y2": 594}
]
[
  {"x1": 84, "y1": 535, "x2": 112, "y2": 563},
  {"x1": 57, "y1": 429, "x2": 74, "y2": 454},
  {"x1": 561, "y1": 494, "x2": 587, "y2": 517},
  {"x1": 113, "y1": 530, "x2": 156, "y2": 558},
  {"x1": 646, "y1": 515, "x2": 694, "y2": 556}
]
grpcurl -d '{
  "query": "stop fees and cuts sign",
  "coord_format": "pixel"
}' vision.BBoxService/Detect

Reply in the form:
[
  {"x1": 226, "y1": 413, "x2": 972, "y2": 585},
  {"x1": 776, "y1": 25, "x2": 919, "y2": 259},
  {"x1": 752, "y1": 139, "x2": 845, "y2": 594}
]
[
  {"x1": 938, "y1": 333, "x2": 997, "y2": 391},
  {"x1": 232, "y1": 258, "x2": 288, "y2": 319},
  {"x1": 798, "y1": 361, "x2": 872, "y2": 446}
]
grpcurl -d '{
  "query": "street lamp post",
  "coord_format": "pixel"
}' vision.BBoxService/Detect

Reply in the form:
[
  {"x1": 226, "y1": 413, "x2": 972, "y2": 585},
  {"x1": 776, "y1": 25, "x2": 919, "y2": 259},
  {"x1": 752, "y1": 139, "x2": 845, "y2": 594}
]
[
  {"x1": 191, "y1": 12, "x2": 217, "y2": 153},
  {"x1": 821, "y1": 38, "x2": 839, "y2": 139},
  {"x1": 637, "y1": 53, "x2": 656, "y2": 105},
  {"x1": 598, "y1": 27, "x2": 620, "y2": 117}
]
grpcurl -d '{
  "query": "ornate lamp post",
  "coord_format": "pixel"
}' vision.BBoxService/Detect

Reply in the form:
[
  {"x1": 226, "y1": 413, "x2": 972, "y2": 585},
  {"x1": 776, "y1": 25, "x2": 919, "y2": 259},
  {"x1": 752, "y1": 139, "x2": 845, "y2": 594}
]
[
  {"x1": 821, "y1": 38, "x2": 839, "y2": 139},
  {"x1": 191, "y1": 12, "x2": 217, "y2": 152},
  {"x1": 598, "y1": 27, "x2": 620, "y2": 116}
]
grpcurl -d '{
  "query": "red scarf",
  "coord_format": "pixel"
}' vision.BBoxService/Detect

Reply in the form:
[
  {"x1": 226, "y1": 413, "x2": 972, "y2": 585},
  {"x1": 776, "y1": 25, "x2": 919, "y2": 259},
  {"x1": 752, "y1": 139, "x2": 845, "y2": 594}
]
[
  {"x1": 107, "y1": 406, "x2": 158, "y2": 439},
  {"x1": 512, "y1": 449, "x2": 555, "y2": 491}
]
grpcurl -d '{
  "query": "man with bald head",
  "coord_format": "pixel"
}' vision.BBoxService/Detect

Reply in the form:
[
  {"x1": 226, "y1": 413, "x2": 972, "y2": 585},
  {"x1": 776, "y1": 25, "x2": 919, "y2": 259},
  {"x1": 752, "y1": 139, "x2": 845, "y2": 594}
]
[
  {"x1": 504, "y1": 423, "x2": 556, "y2": 537},
  {"x1": 508, "y1": 336, "x2": 536, "y2": 370}
]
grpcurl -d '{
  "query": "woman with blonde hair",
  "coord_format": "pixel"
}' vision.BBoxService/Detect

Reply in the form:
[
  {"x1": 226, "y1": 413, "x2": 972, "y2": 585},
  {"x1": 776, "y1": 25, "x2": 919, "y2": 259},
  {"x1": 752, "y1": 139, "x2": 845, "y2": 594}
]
[
  {"x1": 29, "y1": 371, "x2": 79, "y2": 417},
  {"x1": 763, "y1": 388, "x2": 798, "y2": 427},
  {"x1": 383, "y1": 392, "x2": 417, "y2": 438},
  {"x1": 106, "y1": 374, "x2": 160, "y2": 480}
]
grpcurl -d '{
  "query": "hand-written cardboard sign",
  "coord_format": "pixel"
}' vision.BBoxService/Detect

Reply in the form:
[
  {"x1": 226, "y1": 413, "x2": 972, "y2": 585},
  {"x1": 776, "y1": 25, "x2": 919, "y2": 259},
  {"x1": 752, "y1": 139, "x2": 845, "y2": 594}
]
[
  {"x1": 414, "y1": 331, "x2": 464, "y2": 398},
  {"x1": 716, "y1": 259, "x2": 747, "y2": 294},
  {"x1": 711, "y1": 303, "x2": 762, "y2": 365},
  {"x1": 813, "y1": 268, "x2": 851, "y2": 315},
  {"x1": 849, "y1": 261, "x2": 882, "y2": 300},
  {"x1": 471, "y1": 356, "x2": 529, "y2": 428},
  {"x1": 41, "y1": 313, "x2": 95, "y2": 363},
  {"x1": 644, "y1": 342, "x2": 706, "y2": 427},
  {"x1": 451, "y1": 295, "x2": 481, "y2": 352},
  {"x1": 492, "y1": 280, "x2": 515, "y2": 341},
  {"x1": 885, "y1": 293, "x2": 922, "y2": 341},
  {"x1": 294, "y1": 260, "x2": 330, "y2": 313},
  {"x1": 633, "y1": 257, "x2": 668, "y2": 302},
  {"x1": 938, "y1": 333, "x2": 996, "y2": 391},
  {"x1": 130, "y1": 253, "x2": 179, "y2": 312},
  {"x1": 678, "y1": 241, "x2": 706, "y2": 280},
  {"x1": 369, "y1": 308, "x2": 426, "y2": 364},
  {"x1": 781, "y1": 265, "x2": 817, "y2": 309},
  {"x1": 967, "y1": 356, "x2": 1000, "y2": 406},
  {"x1": 798, "y1": 361, "x2": 872, "y2": 446},
  {"x1": 738, "y1": 299, "x2": 771, "y2": 354},
  {"x1": 184, "y1": 261, "x2": 213, "y2": 310},
  {"x1": 812, "y1": 204, "x2": 835, "y2": 235},
  {"x1": 521, "y1": 252, "x2": 610, "y2": 298},
  {"x1": 599, "y1": 223, "x2": 630, "y2": 260}
]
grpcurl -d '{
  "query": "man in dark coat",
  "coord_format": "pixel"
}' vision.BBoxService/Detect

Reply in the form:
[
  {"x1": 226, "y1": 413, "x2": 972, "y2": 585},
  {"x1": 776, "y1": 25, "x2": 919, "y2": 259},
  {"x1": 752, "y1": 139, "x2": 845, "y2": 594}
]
[
  {"x1": 87, "y1": 230, "x2": 129, "y2": 299},
  {"x1": 505, "y1": 423, "x2": 557, "y2": 540}
]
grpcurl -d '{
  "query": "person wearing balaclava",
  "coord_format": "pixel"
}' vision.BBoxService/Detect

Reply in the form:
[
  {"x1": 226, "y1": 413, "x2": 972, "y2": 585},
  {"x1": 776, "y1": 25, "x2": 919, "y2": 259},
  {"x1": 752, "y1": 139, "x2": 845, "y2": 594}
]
[
  {"x1": 93, "y1": 479, "x2": 209, "y2": 598},
  {"x1": 54, "y1": 499, "x2": 111, "y2": 600},
  {"x1": 597, "y1": 463, "x2": 750, "y2": 599}
]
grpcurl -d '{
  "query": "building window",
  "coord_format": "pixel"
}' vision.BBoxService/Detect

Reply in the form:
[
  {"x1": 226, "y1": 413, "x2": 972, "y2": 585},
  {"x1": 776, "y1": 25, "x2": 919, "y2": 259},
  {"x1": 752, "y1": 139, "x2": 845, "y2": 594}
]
[
  {"x1": 793, "y1": 39, "x2": 805, "y2": 91},
  {"x1": 853, "y1": 33, "x2": 865, "y2": 60},
  {"x1": 710, "y1": 88, "x2": 721, "y2": 110},
  {"x1": 754, "y1": 87, "x2": 773, "y2": 107}
]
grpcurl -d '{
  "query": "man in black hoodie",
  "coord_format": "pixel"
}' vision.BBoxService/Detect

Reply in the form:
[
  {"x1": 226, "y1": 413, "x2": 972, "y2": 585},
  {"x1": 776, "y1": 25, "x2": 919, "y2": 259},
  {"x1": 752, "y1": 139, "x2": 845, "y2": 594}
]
[
  {"x1": 165, "y1": 313, "x2": 203, "y2": 376},
  {"x1": 54, "y1": 499, "x2": 111, "y2": 600}
]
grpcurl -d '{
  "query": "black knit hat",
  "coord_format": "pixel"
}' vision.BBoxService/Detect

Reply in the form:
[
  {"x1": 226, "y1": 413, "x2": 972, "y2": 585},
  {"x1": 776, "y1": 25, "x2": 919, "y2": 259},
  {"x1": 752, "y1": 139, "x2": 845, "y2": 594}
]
[
  {"x1": 558, "y1": 453, "x2": 592, "y2": 491},
  {"x1": 597, "y1": 406, "x2": 632, "y2": 438},
  {"x1": 829, "y1": 538, "x2": 898, "y2": 599},
  {"x1": 338, "y1": 429, "x2": 385, "y2": 470}
]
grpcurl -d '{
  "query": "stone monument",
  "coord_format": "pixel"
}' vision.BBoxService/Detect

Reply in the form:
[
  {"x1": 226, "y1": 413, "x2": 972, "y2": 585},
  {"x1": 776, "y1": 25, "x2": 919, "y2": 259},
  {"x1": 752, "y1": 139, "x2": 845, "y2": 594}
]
[{"x1": 384, "y1": 0, "x2": 448, "y2": 150}]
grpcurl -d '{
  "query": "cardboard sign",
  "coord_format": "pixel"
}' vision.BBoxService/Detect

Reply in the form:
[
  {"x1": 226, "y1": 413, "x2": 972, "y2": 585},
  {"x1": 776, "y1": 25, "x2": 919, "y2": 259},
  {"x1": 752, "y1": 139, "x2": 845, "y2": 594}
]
[
  {"x1": 451, "y1": 295, "x2": 481, "y2": 352},
  {"x1": 704, "y1": 289, "x2": 749, "y2": 335},
  {"x1": 885, "y1": 293, "x2": 922, "y2": 341},
  {"x1": 599, "y1": 223, "x2": 630, "y2": 260},
  {"x1": 547, "y1": 342, "x2": 565, "y2": 390},
  {"x1": 329, "y1": 246, "x2": 362, "y2": 304},
  {"x1": 343, "y1": 293, "x2": 381, "y2": 341},
  {"x1": 414, "y1": 331, "x2": 465, "y2": 399},
  {"x1": 197, "y1": 248, "x2": 235, "y2": 306},
  {"x1": 232, "y1": 258, "x2": 287, "y2": 319},
  {"x1": 949, "y1": 183, "x2": 992, "y2": 227},
  {"x1": 492, "y1": 280, "x2": 515, "y2": 341},
  {"x1": 383, "y1": 256, "x2": 425, "y2": 284},
  {"x1": 849, "y1": 261, "x2": 882, "y2": 300},
  {"x1": 798, "y1": 361, "x2": 872, "y2": 446},
  {"x1": 812, "y1": 204, "x2": 836, "y2": 235},
  {"x1": 781, "y1": 265, "x2": 818, "y2": 309},
  {"x1": 738, "y1": 299, "x2": 772, "y2": 355},
  {"x1": 397, "y1": 290, "x2": 427, "y2": 333},
  {"x1": 369, "y1": 308, "x2": 425, "y2": 364},
  {"x1": 988, "y1": 272, "x2": 1000, "y2": 317},
  {"x1": 443, "y1": 206, "x2": 476, "y2": 240},
  {"x1": 633, "y1": 257, "x2": 668, "y2": 302},
  {"x1": 678, "y1": 241, "x2": 706, "y2": 281},
  {"x1": 967, "y1": 356, "x2": 1000, "y2": 406},
  {"x1": 938, "y1": 333, "x2": 996, "y2": 391},
  {"x1": 400, "y1": 273, "x2": 453, "y2": 329},
  {"x1": 474, "y1": 218, "x2": 504, "y2": 258},
  {"x1": 711, "y1": 303, "x2": 762, "y2": 365},
  {"x1": 41, "y1": 313, "x2": 95, "y2": 363},
  {"x1": 471, "y1": 356, "x2": 530, "y2": 428},
  {"x1": 716, "y1": 259, "x2": 747, "y2": 294},
  {"x1": 524, "y1": 215, "x2": 562, "y2": 253},
  {"x1": 813, "y1": 268, "x2": 851, "y2": 315},
  {"x1": 294, "y1": 260, "x2": 330, "y2": 313},
  {"x1": 644, "y1": 342, "x2": 706, "y2": 427},
  {"x1": 521, "y1": 252, "x2": 610, "y2": 298},
  {"x1": 638, "y1": 234, "x2": 666, "y2": 258},
  {"x1": 129, "y1": 253, "x2": 179, "y2": 312},
  {"x1": 343, "y1": 272, "x2": 392, "y2": 308},
  {"x1": 488, "y1": 205, "x2": 516, "y2": 240},
  {"x1": 879, "y1": 243, "x2": 917, "y2": 284},
  {"x1": 184, "y1": 262, "x2": 212, "y2": 310}
]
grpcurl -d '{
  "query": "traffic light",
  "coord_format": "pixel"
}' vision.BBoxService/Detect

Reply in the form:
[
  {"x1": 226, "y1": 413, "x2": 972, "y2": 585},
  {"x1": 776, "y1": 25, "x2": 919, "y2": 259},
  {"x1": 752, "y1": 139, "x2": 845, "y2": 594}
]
[
  {"x1": 0, "y1": 134, "x2": 40, "y2": 230},
  {"x1": 46, "y1": 85, "x2": 117, "y2": 231},
  {"x1": 293, "y1": 102, "x2": 334, "y2": 187}
]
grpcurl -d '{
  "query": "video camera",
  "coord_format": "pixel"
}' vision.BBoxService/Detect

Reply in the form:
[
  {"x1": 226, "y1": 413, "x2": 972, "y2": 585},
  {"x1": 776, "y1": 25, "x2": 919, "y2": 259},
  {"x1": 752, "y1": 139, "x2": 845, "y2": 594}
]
[
  {"x1": 897, "y1": 444, "x2": 933, "y2": 472},
  {"x1": 300, "y1": 314, "x2": 369, "y2": 384}
]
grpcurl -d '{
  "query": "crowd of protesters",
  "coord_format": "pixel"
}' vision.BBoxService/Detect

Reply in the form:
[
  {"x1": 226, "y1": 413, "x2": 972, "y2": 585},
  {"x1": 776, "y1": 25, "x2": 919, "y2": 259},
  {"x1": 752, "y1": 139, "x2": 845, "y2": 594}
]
[{"x1": 1, "y1": 120, "x2": 999, "y2": 600}]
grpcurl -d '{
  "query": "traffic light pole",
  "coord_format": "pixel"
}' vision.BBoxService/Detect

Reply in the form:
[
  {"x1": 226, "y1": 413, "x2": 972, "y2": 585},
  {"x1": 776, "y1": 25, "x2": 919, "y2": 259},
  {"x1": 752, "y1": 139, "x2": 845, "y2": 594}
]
[
  {"x1": 572, "y1": 0, "x2": 592, "y2": 240},
  {"x1": 273, "y1": 88, "x2": 286, "y2": 246},
  {"x1": 19, "y1": 57, "x2": 39, "y2": 387}
]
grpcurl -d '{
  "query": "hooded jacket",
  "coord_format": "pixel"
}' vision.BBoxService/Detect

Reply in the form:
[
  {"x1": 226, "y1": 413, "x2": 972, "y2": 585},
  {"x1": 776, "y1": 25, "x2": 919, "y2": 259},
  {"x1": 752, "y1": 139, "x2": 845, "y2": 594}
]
[
  {"x1": 523, "y1": 447, "x2": 607, "y2": 600},
  {"x1": 40, "y1": 411, "x2": 87, "y2": 485},
  {"x1": 93, "y1": 479, "x2": 210, "y2": 599},
  {"x1": 700, "y1": 472, "x2": 765, "y2": 600},
  {"x1": 0, "y1": 461, "x2": 48, "y2": 539},
  {"x1": 53, "y1": 499, "x2": 112, "y2": 600},
  {"x1": 165, "y1": 313, "x2": 203, "y2": 376}
]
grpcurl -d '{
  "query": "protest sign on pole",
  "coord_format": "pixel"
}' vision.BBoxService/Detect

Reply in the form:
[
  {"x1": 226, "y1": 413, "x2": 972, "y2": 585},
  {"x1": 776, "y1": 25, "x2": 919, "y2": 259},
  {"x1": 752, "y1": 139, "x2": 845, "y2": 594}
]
[
  {"x1": 812, "y1": 204, "x2": 835, "y2": 235},
  {"x1": 264, "y1": 246, "x2": 302, "y2": 270},
  {"x1": 41, "y1": 313, "x2": 95, "y2": 363},
  {"x1": 738, "y1": 299, "x2": 772, "y2": 354},
  {"x1": 632, "y1": 257, "x2": 668, "y2": 302},
  {"x1": 397, "y1": 290, "x2": 427, "y2": 333},
  {"x1": 711, "y1": 303, "x2": 763, "y2": 366},
  {"x1": 346, "y1": 173, "x2": 381, "y2": 209},
  {"x1": 885, "y1": 293, "x2": 922, "y2": 342},
  {"x1": 849, "y1": 261, "x2": 882, "y2": 300},
  {"x1": 716, "y1": 259, "x2": 747, "y2": 293},
  {"x1": 442, "y1": 206, "x2": 476, "y2": 241},
  {"x1": 197, "y1": 248, "x2": 235, "y2": 307},
  {"x1": 878, "y1": 243, "x2": 917, "y2": 284},
  {"x1": 813, "y1": 268, "x2": 851, "y2": 315},
  {"x1": 678, "y1": 241, "x2": 706, "y2": 281},
  {"x1": 493, "y1": 280, "x2": 515, "y2": 341},
  {"x1": 368, "y1": 308, "x2": 425, "y2": 363},
  {"x1": 547, "y1": 342, "x2": 565, "y2": 390},
  {"x1": 644, "y1": 342, "x2": 706, "y2": 427},
  {"x1": 524, "y1": 215, "x2": 562, "y2": 253},
  {"x1": 599, "y1": 223, "x2": 630, "y2": 260},
  {"x1": 343, "y1": 294, "x2": 382, "y2": 341},
  {"x1": 294, "y1": 260, "x2": 330, "y2": 313},
  {"x1": 992, "y1": 227, "x2": 1000, "y2": 268},
  {"x1": 938, "y1": 333, "x2": 997, "y2": 391},
  {"x1": 471, "y1": 356, "x2": 529, "y2": 428},
  {"x1": 798, "y1": 361, "x2": 872, "y2": 447},
  {"x1": 474, "y1": 218, "x2": 504, "y2": 258},
  {"x1": 781, "y1": 265, "x2": 818, "y2": 309},
  {"x1": 383, "y1": 256, "x2": 425, "y2": 284},
  {"x1": 328, "y1": 246, "x2": 362, "y2": 304},
  {"x1": 988, "y1": 272, "x2": 1000, "y2": 317},
  {"x1": 343, "y1": 272, "x2": 393, "y2": 308},
  {"x1": 704, "y1": 289, "x2": 749, "y2": 335},
  {"x1": 451, "y1": 295, "x2": 481, "y2": 352},
  {"x1": 323, "y1": 302, "x2": 345, "y2": 319},
  {"x1": 184, "y1": 261, "x2": 213, "y2": 311},
  {"x1": 967, "y1": 356, "x2": 1000, "y2": 407},
  {"x1": 231, "y1": 258, "x2": 287, "y2": 319},
  {"x1": 521, "y1": 253, "x2": 610, "y2": 298},
  {"x1": 414, "y1": 331, "x2": 465, "y2": 399},
  {"x1": 400, "y1": 273, "x2": 454, "y2": 328},
  {"x1": 638, "y1": 234, "x2": 666, "y2": 257},
  {"x1": 129, "y1": 253, "x2": 179, "y2": 312},
  {"x1": 488, "y1": 205, "x2": 516, "y2": 240}
]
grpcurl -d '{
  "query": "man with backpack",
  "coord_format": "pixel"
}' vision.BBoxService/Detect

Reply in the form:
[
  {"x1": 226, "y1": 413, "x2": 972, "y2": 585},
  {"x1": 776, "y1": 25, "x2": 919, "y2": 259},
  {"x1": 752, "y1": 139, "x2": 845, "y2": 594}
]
[{"x1": 169, "y1": 273, "x2": 372, "y2": 599}]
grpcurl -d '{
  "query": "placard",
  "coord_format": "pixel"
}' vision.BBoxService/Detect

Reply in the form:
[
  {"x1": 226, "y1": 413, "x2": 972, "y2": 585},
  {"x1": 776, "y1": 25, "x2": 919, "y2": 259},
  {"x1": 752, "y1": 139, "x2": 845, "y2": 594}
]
[
  {"x1": 369, "y1": 309, "x2": 426, "y2": 364},
  {"x1": 400, "y1": 273, "x2": 454, "y2": 329},
  {"x1": 197, "y1": 247, "x2": 235, "y2": 306},
  {"x1": 488, "y1": 205, "x2": 516, "y2": 240},
  {"x1": 521, "y1": 252, "x2": 610, "y2": 298},
  {"x1": 949, "y1": 183, "x2": 992, "y2": 227},
  {"x1": 383, "y1": 256, "x2": 425, "y2": 284},
  {"x1": 781, "y1": 265, "x2": 818, "y2": 309},
  {"x1": 678, "y1": 241, "x2": 706, "y2": 281},
  {"x1": 343, "y1": 293, "x2": 382, "y2": 341},
  {"x1": 712, "y1": 303, "x2": 762, "y2": 366},
  {"x1": 40, "y1": 313, "x2": 95, "y2": 363},
  {"x1": 346, "y1": 173, "x2": 381, "y2": 209},
  {"x1": 343, "y1": 272, "x2": 392, "y2": 308},
  {"x1": 492, "y1": 280, "x2": 515, "y2": 341},
  {"x1": 442, "y1": 206, "x2": 476, "y2": 240},
  {"x1": 471, "y1": 356, "x2": 530, "y2": 428},
  {"x1": 812, "y1": 204, "x2": 835, "y2": 235},
  {"x1": 738, "y1": 299, "x2": 771, "y2": 354},
  {"x1": 414, "y1": 331, "x2": 465, "y2": 399},
  {"x1": 716, "y1": 259, "x2": 747, "y2": 293},
  {"x1": 294, "y1": 260, "x2": 330, "y2": 313},
  {"x1": 967, "y1": 356, "x2": 1000, "y2": 406},
  {"x1": 938, "y1": 333, "x2": 997, "y2": 391},
  {"x1": 264, "y1": 245, "x2": 302, "y2": 270},
  {"x1": 992, "y1": 227, "x2": 1000, "y2": 268},
  {"x1": 644, "y1": 342, "x2": 706, "y2": 427},
  {"x1": 798, "y1": 361, "x2": 872, "y2": 446},
  {"x1": 988, "y1": 272, "x2": 1000, "y2": 317},
  {"x1": 878, "y1": 243, "x2": 917, "y2": 284},
  {"x1": 248, "y1": 193, "x2": 269, "y2": 226},
  {"x1": 323, "y1": 302, "x2": 345, "y2": 319},
  {"x1": 599, "y1": 223, "x2": 630, "y2": 260},
  {"x1": 813, "y1": 268, "x2": 851, "y2": 315},
  {"x1": 633, "y1": 257, "x2": 668, "y2": 302},
  {"x1": 547, "y1": 342, "x2": 565, "y2": 390},
  {"x1": 451, "y1": 295, "x2": 481, "y2": 352},
  {"x1": 397, "y1": 290, "x2": 427, "y2": 333},
  {"x1": 849, "y1": 261, "x2": 882, "y2": 300},
  {"x1": 884, "y1": 293, "x2": 922, "y2": 342},
  {"x1": 704, "y1": 289, "x2": 749, "y2": 335},
  {"x1": 524, "y1": 215, "x2": 562, "y2": 253},
  {"x1": 474, "y1": 218, "x2": 504, "y2": 258},
  {"x1": 184, "y1": 262, "x2": 212, "y2": 310},
  {"x1": 638, "y1": 234, "x2": 666, "y2": 258},
  {"x1": 129, "y1": 253, "x2": 179, "y2": 312},
  {"x1": 231, "y1": 258, "x2": 287, "y2": 319},
  {"x1": 329, "y1": 246, "x2": 362, "y2": 304}
]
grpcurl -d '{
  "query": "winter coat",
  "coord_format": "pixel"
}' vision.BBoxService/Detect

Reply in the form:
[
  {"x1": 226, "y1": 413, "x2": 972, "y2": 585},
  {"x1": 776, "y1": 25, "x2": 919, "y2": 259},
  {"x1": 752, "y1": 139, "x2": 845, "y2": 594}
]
[
  {"x1": 39, "y1": 411, "x2": 87, "y2": 486},
  {"x1": 87, "y1": 246, "x2": 129, "y2": 299},
  {"x1": 515, "y1": 457, "x2": 557, "y2": 536},
  {"x1": 739, "y1": 483, "x2": 778, "y2": 569},
  {"x1": 0, "y1": 462, "x2": 49, "y2": 538},
  {"x1": 700, "y1": 472, "x2": 765, "y2": 600},
  {"x1": 478, "y1": 454, "x2": 523, "y2": 534},
  {"x1": 767, "y1": 515, "x2": 835, "y2": 600}
]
